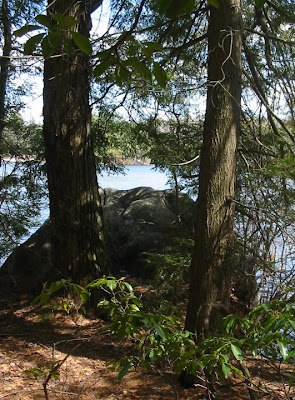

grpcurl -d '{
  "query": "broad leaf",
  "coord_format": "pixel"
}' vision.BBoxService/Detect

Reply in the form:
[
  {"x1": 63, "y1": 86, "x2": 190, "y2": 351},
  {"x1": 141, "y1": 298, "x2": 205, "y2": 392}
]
[
  {"x1": 159, "y1": 0, "x2": 173, "y2": 15},
  {"x1": 183, "y1": 0, "x2": 196, "y2": 15},
  {"x1": 165, "y1": 0, "x2": 196, "y2": 18},
  {"x1": 35, "y1": 14, "x2": 53, "y2": 29},
  {"x1": 24, "y1": 33, "x2": 45, "y2": 55},
  {"x1": 105, "y1": 279, "x2": 117, "y2": 291},
  {"x1": 117, "y1": 361, "x2": 132, "y2": 382},
  {"x1": 51, "y1": 13, "x2": 78, "y2": 29},
  {"x1": 255, "y1": 0, "x2": 266, "y2": 9},
  {"x1": 278, "y1": 341, "x2": 289, "y2": 361},
  {"x1": 289, "y1": 319, "x2": 295, "y2": 331},
  {"x1": 142, "y1": 41, "x2": 163, "y2": 58},
  {"x1": 118, "y1": 65, "x2": 131, "y2": 83},
  {"x1": 86, "y1": 278, "x2": 107, "y2": 289},
  {"x1": 149, "y1": 348, "x2": 157, "y2": 363},
  {"x1": 72, "y1": 284, "x2": 90, "y2": 302},
  {"x1": 93, "y1": 59, "x2": 114, "y2": 77},
  {"x1": 124, "y1": 282, "x2": 133, "y2": 293},
  {"x1": 154, "y1": 322, "x2": 166, "y2": 340},
  {"x1": 138, "y1": 61, "x2": 152, "y2": 80},
  {"x1": 208, "y1": 0, "x2": 221, "y2": 7},
  {"x1": 14, "y1": 25, "x2": 40, "y2": 37},
  {"x1": 71, "y1": 32, "x2": 92, "y2": 55},
  {"x1": 230, "y1": 343, "x2": 244, "y2": 361},
  {"x1": 41, "y1": 33, "x2": 60, "y2": 57},
  {"x1": 153, "y1": 62, "x2": 168, "y2": 88},
  {"x1": 221, "y1": 363, "x2": 231, "y2": 379}
]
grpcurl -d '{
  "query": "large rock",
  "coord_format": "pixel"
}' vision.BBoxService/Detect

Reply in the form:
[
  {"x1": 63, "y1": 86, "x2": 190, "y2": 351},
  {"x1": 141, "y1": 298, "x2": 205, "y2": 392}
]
[
  {"x1": 0, "y1": 220, "x2": 52, "y2": 291},
  {"x1": 0, "y1": 187, "x2": 194, "y2": 291}
]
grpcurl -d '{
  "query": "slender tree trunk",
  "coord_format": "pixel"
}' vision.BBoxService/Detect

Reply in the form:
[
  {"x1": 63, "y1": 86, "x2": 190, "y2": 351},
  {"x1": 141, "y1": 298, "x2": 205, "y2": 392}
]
[
  {"x1": 0, "y1": 0, "x2": 12, "y2": 166},
  {"x1": 43, "y1": 0, "x2": 108, "y2": 282},
  {"x1": 184, "y1": 0, "x2": 242, "y2": 336}
]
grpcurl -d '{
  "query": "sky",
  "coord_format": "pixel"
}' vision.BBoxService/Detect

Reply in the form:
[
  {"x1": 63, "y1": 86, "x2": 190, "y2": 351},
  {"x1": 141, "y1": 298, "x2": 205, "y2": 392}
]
[{"x1": 20, "y1": 1, "x2": 111, "y2": 124}]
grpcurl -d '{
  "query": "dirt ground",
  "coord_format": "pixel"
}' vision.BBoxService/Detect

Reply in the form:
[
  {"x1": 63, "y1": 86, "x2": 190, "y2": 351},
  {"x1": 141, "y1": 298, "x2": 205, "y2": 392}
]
[{"x1": 0, "y1": 290, "x2": 294, "y2": 400}]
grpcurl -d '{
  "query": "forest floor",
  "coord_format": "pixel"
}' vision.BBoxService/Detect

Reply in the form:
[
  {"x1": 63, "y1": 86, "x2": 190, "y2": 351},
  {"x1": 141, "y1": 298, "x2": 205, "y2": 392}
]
[{"x1": 0, "y1": 285, "x2": 294, "y2": 400}]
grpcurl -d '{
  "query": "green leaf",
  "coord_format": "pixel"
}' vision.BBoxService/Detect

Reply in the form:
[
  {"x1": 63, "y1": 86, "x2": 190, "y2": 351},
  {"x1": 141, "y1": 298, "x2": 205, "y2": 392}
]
[
  {"x1": 255, "y1": 0, "x2": 266, "y2": 9},
  {"x1": 105, "y1": 279, "x2": 117, "y2": 291},
  {"x1": 278, "y1": 341, "x2": 289, "y2": 361},
  {"x1": 289, "y1": 319, "x2": 295, "y2": 331},
  {"x1": 14, "y1": 25, "x2": 40, "y2": 37},
  {"x1": 208, "y1": 0, "x2": 221, "y2": 7},
  {"x1": 41, "y1": 33, "x2": 60, "y2": 57},
  {"x1": 24, "y1": 33, "x2": 45, "y2": 54},
  {"x1": 51, "y1": 370, "x2": 61, "y2": 380},
  {"x1": 86, "y1": 278, "x2": 107, "y2": 289},
  {"x1": 93, "y1": 59, "x2": 114, "y2": 77},
  {"x1": 149, "y1": 348, "x2": 157, "y2": 363},
  {"x1": 118, "y1": 65, "x2": 130, "y2": 83},
  {"x1": 41, "y1": 36, "x2": 54, "y2": 57},
  {"x1": 124, "y1": 282, "x2": 134, "y2": 293},
  {"x1": 183, "y1": 0, "x2": 196, "y2": 15},
  {"x1": 71, "y1": 32, "x2": 92, "y2": 55},
  {"x1": 142, "y1": 47, "x2": 153, "y2": 59},
  {"x1": 230, "y1": 344, "x2": 244, "y2": 361},
  {"x1": 221, "y1": 363, "x2": 231, "y2": 379},
  {"x1": 25, "y1": 367, "x2": 45, "y2": 377},
  {"x1": 51, "y1": 13, "x2": 78, "y2": 29},
  {"x1": 261, "y1": 303, "x2": 272, "y2": 311},
  {"x1": 48, "y1": 279, "x2": 68, "y2": 294},
  {"x1": 153, "y1": 62, "x2": 168, "y2": 88},
  {"x1": 262, "y1": 316, "x2": 277, "y2": 332},
  {"x1": 164, "y1": 0, "x2": 195, "y2": 18},
  {"x1": 117, "y1": 361, "x2": 132, "y2": 382},
  {"x1": 223, "y1": 314, "x2": 235, "y2": 333},
  {"x1": 130, "y1": 304, "x2": 140, "y2": 312},
  {"x1": 35, "y1": 14, "x2": 53, "y2": 29},
  {"x1": 72, "y1": 284, "x2": 90, "y2": 302},
  {"x1": 159, "y1": 0, "x2": 173, "y2": 15},
  {"x1": 153, "y1": 322, "x2": 166, "y2": 341},
  {"x1": 138, "y1": 61, "x2": 152, "y2": 80},
  {"x1": 97, "y1": 299, "x2": 110, "y2": 308},
  {"x1": 142, "y1": 42, "x2": 163, "y2": 58}
]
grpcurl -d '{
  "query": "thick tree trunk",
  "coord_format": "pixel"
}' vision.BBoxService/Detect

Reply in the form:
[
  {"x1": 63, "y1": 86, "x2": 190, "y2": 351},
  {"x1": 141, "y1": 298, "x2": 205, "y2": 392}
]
[
  {"x1": 0, "y1": 0, "x2": 12, "y2": 166},
  {"x1": 43, "y1": 0, "x2": 108, "y2": 282},
  {"x1": 184, "y1": 0, "x2": 242, "y2": 336}
]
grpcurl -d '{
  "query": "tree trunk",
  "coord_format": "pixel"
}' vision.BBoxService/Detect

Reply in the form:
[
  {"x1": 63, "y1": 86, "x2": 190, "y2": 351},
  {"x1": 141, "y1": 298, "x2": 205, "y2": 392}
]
[
  {"x1": 184, "y1": 0, "x2": 242, "y2": 336},
  {"x1": 43, "y1": 0, "x2": 108, "y2": 282},
  {"x1": 0, "y1": 0, "x2": 12, "y2": 166}
]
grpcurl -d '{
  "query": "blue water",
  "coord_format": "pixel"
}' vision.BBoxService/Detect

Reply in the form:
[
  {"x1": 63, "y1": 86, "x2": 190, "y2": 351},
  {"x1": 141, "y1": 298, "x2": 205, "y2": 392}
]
[{"x1": 98, "y1": 165, "x2": 169, "y2": 191}]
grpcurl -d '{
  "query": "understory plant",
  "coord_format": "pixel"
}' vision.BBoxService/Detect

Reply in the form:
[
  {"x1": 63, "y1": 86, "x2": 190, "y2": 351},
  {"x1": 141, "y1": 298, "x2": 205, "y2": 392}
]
[{"x1": 33, "y1": 277, "x2": 295, "y2": 399}]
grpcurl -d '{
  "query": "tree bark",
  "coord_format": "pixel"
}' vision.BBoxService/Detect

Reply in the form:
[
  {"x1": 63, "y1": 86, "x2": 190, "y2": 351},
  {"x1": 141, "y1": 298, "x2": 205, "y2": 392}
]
[
  {"x1": 184, "y1": 0, "x2": 242, "y2": 336},
  {"x1": 43, "y1": 0, "x2": 108, "y2": 282}
]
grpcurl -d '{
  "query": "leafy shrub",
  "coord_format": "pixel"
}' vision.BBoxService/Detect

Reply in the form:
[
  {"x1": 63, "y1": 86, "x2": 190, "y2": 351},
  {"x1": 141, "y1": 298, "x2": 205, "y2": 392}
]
[{"x1": 34, "y1": 277, "x2": 295, "y2": 393}]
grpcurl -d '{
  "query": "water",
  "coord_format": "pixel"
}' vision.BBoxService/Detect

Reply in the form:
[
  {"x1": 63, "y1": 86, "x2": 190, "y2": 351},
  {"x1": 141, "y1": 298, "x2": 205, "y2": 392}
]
[{"x1": 98, "y1": 165, "x2": 169, "y2": 191}]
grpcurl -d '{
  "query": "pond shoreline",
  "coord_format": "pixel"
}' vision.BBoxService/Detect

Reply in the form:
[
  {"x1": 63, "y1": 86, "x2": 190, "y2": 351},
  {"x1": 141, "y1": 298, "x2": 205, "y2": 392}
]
[{"x1": 1, "y1": 156, "x2": 151, "y2": 166}]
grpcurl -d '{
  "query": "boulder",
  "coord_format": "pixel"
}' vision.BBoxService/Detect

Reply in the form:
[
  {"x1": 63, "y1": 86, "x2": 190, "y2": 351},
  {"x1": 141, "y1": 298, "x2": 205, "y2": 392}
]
[
  {"x1": 0, "y1": 187, "x2": 194, "y2": 291},
  {"x1": 0, "y1": 219, "x2": 52, "y2": 292}
]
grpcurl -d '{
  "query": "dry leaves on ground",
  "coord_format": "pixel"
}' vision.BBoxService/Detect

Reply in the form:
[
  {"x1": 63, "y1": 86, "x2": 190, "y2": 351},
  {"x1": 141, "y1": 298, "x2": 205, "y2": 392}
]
[{"x1": 0, "y1": 293, "x2": 294, "y2": 400}]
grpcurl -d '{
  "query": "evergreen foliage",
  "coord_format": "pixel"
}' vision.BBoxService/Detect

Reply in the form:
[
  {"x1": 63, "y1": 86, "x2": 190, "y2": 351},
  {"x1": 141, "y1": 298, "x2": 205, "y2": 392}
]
[{"x1": 33, "y1": 276, "x2": 295, "y2": 398}]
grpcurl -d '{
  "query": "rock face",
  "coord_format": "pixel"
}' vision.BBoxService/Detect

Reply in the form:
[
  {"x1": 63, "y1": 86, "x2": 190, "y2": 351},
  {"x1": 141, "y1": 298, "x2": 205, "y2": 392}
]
[
  {"x1": 0, "y1": 220, "x2": 52, "y2": 291},
  {"x1": 0, "y1": 187, "x2": 194, "y2": 291}
]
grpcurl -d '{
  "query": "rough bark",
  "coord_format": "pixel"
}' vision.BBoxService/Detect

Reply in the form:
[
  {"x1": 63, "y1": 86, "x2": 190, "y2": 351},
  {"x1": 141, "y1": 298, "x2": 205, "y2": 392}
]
[
  {"x1": 184, "y1": 0, "x2": 242, "y2": 336},
  {"x1": 0, "y1": 0, "x2": 12, "y2": 166},
  {"x1": 43, "y1": 0, "x2": 108, "y2": 282}
]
